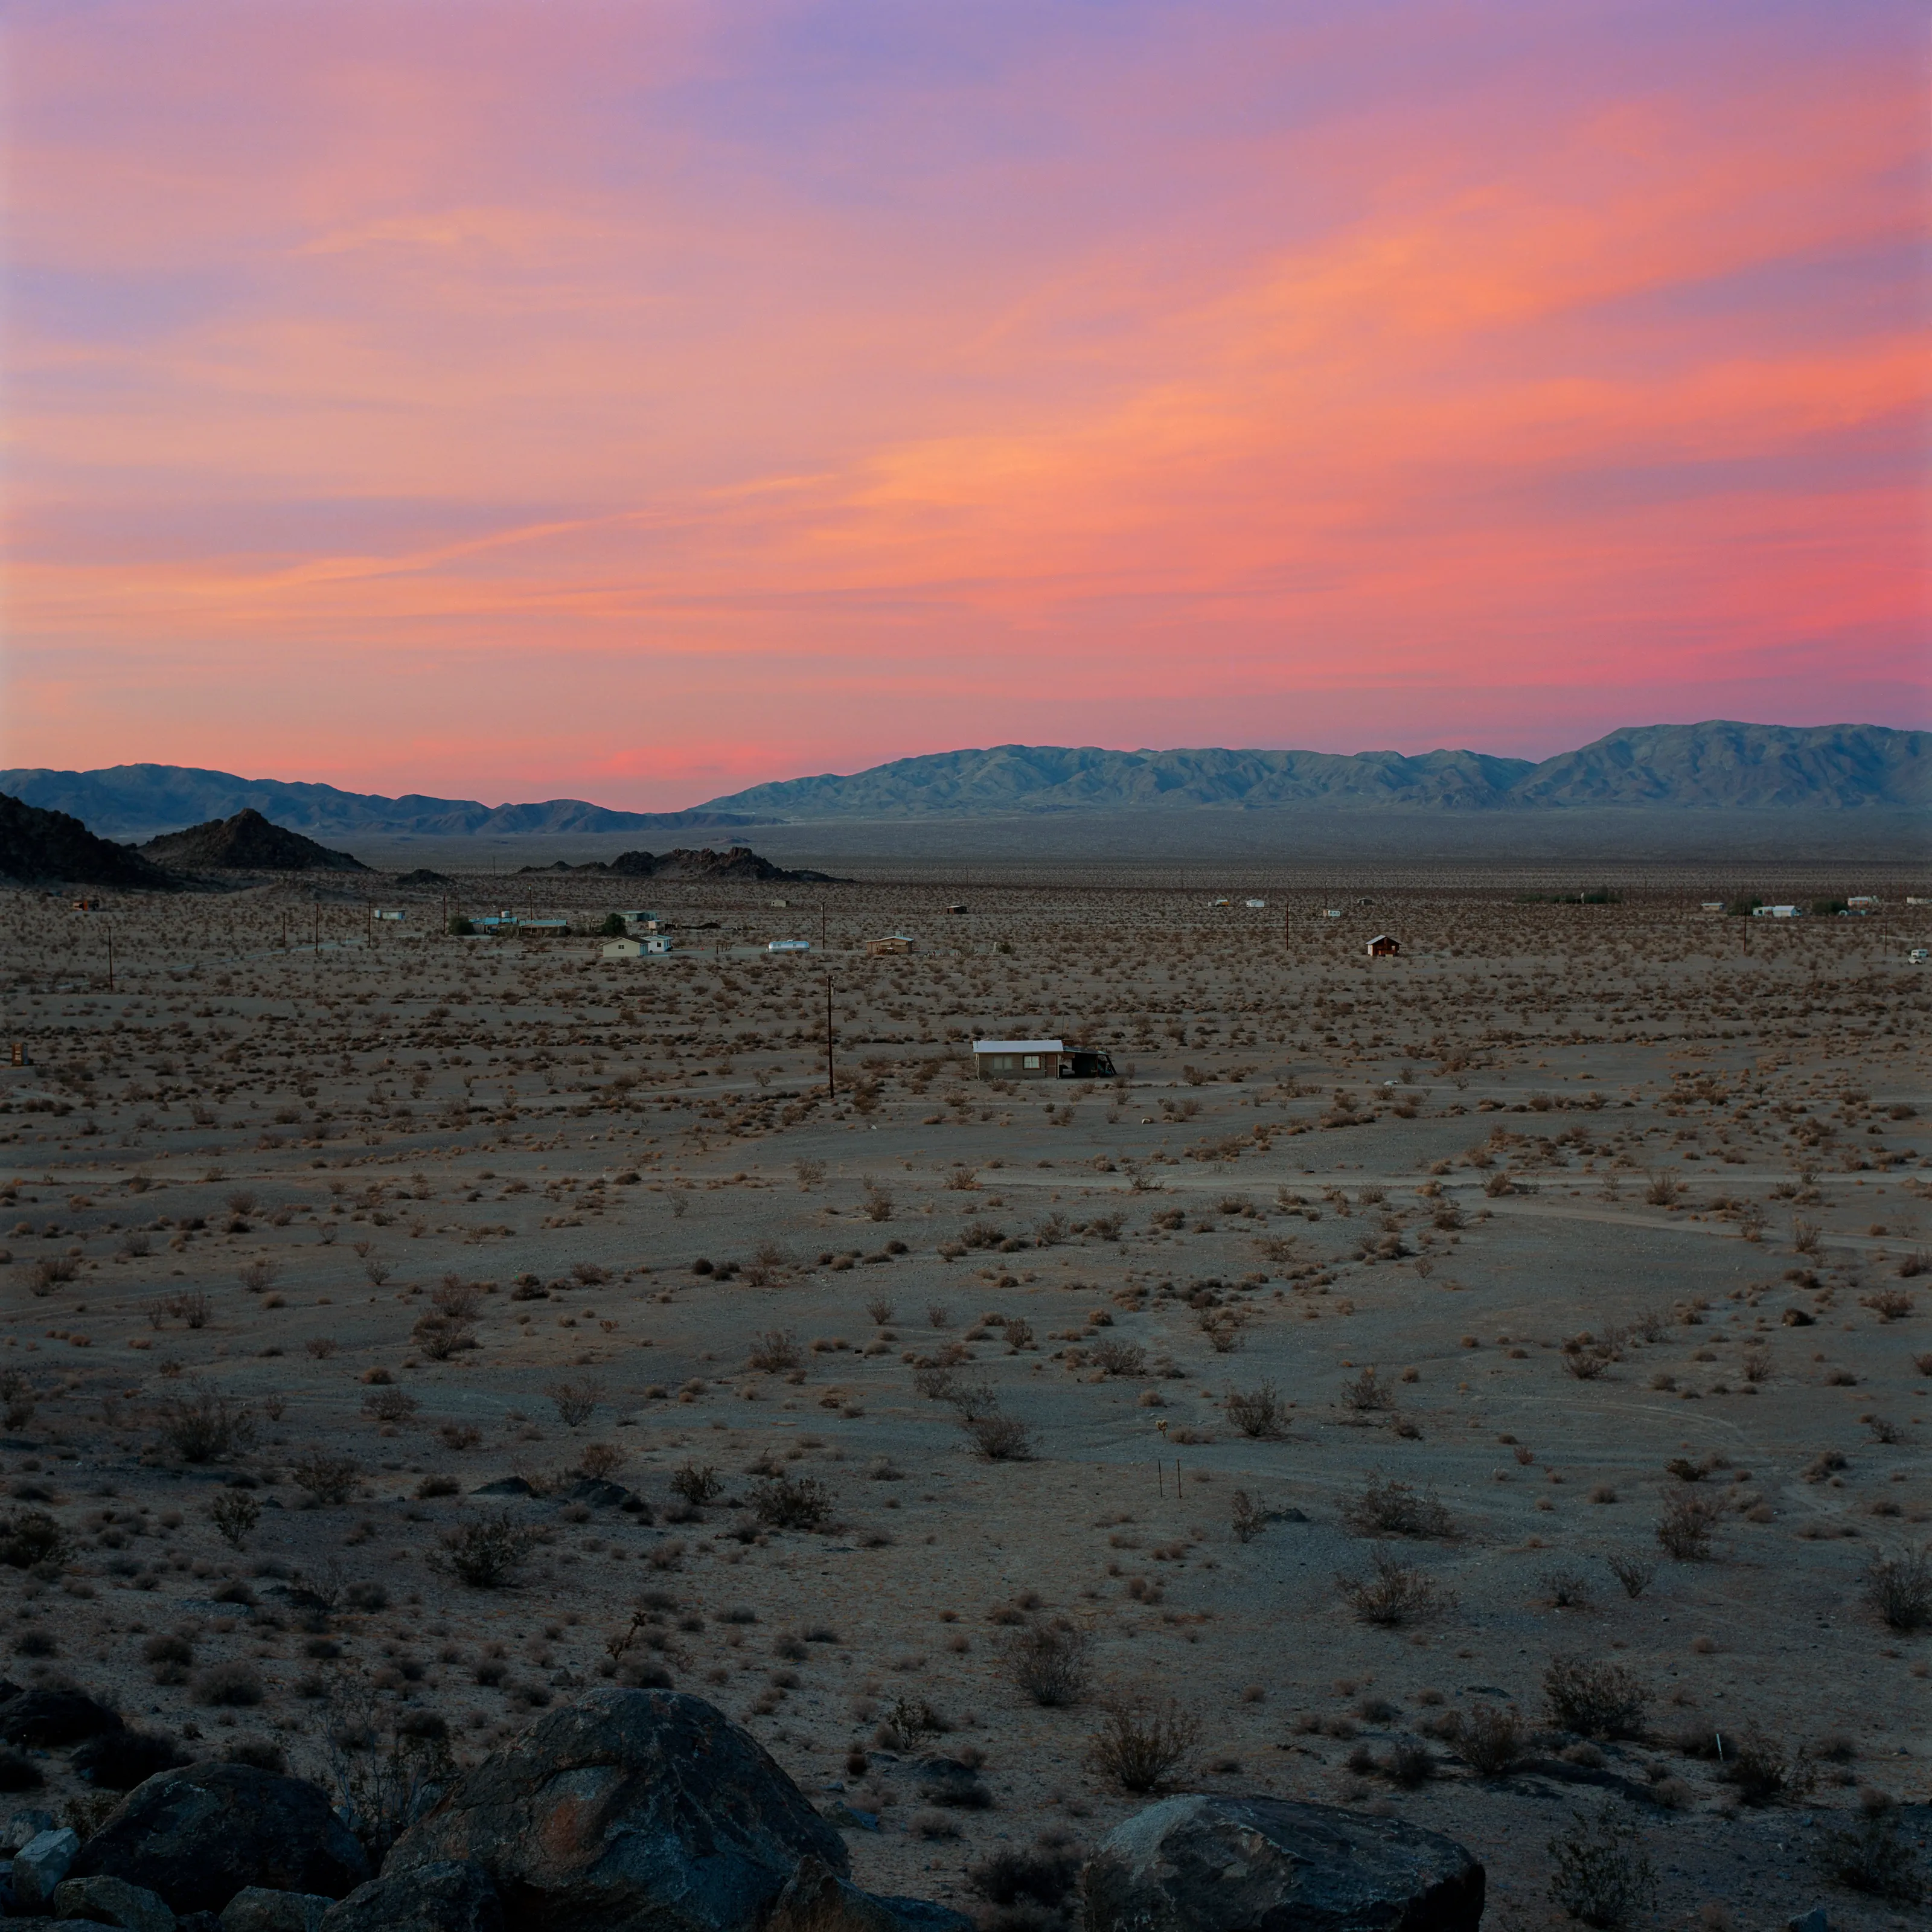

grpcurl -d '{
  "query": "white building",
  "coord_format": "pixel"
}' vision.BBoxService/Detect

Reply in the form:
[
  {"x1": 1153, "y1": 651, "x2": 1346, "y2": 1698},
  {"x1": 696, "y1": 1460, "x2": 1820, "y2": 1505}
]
[
  {"x1": 767, "y1": 939, "x2": 811, "y2": 953},
  {"x1": 603, "y1": 935, "x2": 671, "y2": 958},
  {"x1": 1752, "y1": 905, "x2": 1802, "y2": 919}
]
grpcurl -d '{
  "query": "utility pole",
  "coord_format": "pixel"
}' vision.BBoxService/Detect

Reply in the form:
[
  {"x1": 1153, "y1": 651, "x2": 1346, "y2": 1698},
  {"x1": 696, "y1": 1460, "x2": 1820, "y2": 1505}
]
[
  {"x1": 313, "y1": 903, "x2": 321, "y2": 956},
  {"x1": 105, "y1": 927, "x2": 114, "y2": 994},
  {"x1": 825, "y1": 973, "x2": 836, "y2": 1098},
  {"x1": 820, "y1": 900, "x2": 827, "y2": 952}
]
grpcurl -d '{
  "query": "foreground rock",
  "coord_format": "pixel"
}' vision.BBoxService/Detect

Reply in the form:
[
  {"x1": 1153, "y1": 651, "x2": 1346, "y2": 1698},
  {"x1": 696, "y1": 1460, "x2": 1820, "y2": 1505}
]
[
  {"x1": 386, "y1": 1690, "x2": 848, "y2": 1932},
  {"x1": 54, "y1": 1873, "x2": 178, "y2": 1932},
  {"x1": 1081, "y1": 1794, "x2": 1485, "y2": 1932},
  {"x1": 766, "y1": 1857, "x2": 973, "y2": 1932},
  {"x1": 71, "y1": 1765, "x2": 370, "y2": 1916},
  {"x1": 320, "y1": 1860, "x2": 504, "y2": 1932},
  {"x1": 14, "y1": 1825, "x2": 81, "y2": 1908}
]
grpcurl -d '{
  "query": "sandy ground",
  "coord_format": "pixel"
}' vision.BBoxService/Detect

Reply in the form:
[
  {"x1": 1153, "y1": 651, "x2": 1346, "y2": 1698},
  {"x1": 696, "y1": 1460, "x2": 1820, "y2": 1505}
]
[{"x1": 1, "y1": 864, "x2": 1927, "y2": 1930}]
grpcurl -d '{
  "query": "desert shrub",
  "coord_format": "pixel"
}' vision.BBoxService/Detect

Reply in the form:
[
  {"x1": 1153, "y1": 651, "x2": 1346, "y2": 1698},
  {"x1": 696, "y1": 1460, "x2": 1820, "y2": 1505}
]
[
  {"x1": 1655, "y1": 1491, "x2": 1724, "y2": 1559},
  {"x1": 1337, "y1": 1549, "x2": 1456, "y2": 1627},
  {"x1": 670, "y1": 1462, "x2": 724, "y2": 1506},
  {"x1": 1377, "y1": 1736, "x2": 1437, "y2": 1788},
  {"x1": 961, "y1": 1411, "x2": 1035, "y2": 1461},
  {"x1": 1225, "y1": 1380, "x2": 1287, "y2": 1438},
  {"x1": 1547, "y1": 1806, "x2": 1658, "y2": 1928},
  {"x1": 967, "y1": 1846, "x2": 1081, "y2": 1913},
  {"x1": 1008, "y1": 1621, "x2": 1093, "y2": 1707},
  {"x1": 210, "y1": 1491, "x2": 261, "y2": 1550},
  {"x1": 859, "y1": 1177, "x2": 894, "y2": 1222},
  {"x1": 413, "y1": 1313, "x2": 476, "y2": 1360},
  {"x1": 1342, "y1": 1475, "x2": 1453, "y2": 1538},
  {"x1": 156, "y1": 1379, "x2": 256, "y2": 1463},
  {"x1": 289, "y1": 1451, "x2": 361, "y2": 1505},
  {"x1": 1860, "y1": 1289, "x2": 1913, "y2": 1322},
  {"x1": 1543, "y1": 1655, "x2": 1650, "y2": 1739},
  {"x1": 1455, "y1": 1701, "x2": 1526, "y2": 1775},
  {"x1": 142, "y1": 1633, "x2": 194, "y2": 1677},
  {"x1": 432, "y1": 1276, "x2": 484, "y2": 1320},
  {"x1": 1086, "y1": 1692, "x2": 1201, "y2": 1793},
  {"x1": 1605, "y1": 1553, "x2": 1655, "y2": 1599},
  {"x1": 437, "y1": 1512, "x2": 539, "y2": 1587},
  {"x1": 438, "y1": 1422, "x2": 482, "y2": 1451},
  {"x1": 0, "y1": 1371, "x2": 36, "y2": 1433},
  {"x1": 1862, "y1": 1546, "x2": 1932, "y2": 1632},
  {"x1": 1718, "y1": 1724, "x2": 1812, "y2": 1805},
  {"x1": 747, "y1": 1330, "x2": 803, "y2": 1374},
  {"x1": 28, "y1": 1255, "x2": 79, "y2": 1297},
  {"x1": 0, "y1": 1508, "x2": 69, "y2": 1570},
  {"x1": 578, "y1": 1441, "x2": 625, "y2": 1480},
  {"x1": 193, "y1": 1661, "x2": 264, "y2": 1707},
  {"x1": 1538, "y1": 1564, "x2": 1592, "y2": 1609},
  {"x1": 322, "y1": 1691, "x2": 455, "y2": 1863},
  {"x1": 1089, "y1": 1339, "x2": 1147, "y2": 1377},
  {"x1": 546, "y1": 1377, "x2": 602, "y2": 1427},
  {"x1": 1229, "y1": 1489, "x2": 1270, "y2": 1544},
  {"x1": 237, "y1": 1259, "x2": 278, "y2": 1294},
  {"x1": 1820, "y1": 1808, "x2": 1922, "y2": 1903},
  {"x1": 749, "y1": 1474, "x2": 834, "y2": 1531},
  {"x1": 362, "y1": 1388, "x2": 420, "y2": 1424}
]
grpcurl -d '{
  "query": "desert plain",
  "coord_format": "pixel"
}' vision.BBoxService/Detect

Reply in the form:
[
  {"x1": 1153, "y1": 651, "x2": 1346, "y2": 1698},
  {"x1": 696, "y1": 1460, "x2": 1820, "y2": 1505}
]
[{"x1": 1, "y1": 855, "x2": 1927, "y2": 1931}]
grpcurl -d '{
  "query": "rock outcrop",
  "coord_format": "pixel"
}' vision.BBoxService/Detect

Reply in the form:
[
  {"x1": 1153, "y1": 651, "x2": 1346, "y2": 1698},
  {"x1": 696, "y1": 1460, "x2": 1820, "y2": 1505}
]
[
  {"x1": 0, "y1": 793, "x2": 173, "y2": 888},
  {"x1": 139, "y1": 810, "x2": 368, "y2": 872},
  {"x1": 385, "y1": 1689, "x2": 848, "y2": 1932},
  {"x1": 71, "y1": 1764, "x2": 370, "y2": 1916},
  {"x1": 1081, "y1": 1794, "x2": 1485, "y2": 1932}
]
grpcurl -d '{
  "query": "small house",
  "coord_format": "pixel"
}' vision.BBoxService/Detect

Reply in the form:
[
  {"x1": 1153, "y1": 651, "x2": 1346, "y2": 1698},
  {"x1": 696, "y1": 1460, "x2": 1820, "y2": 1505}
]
[
  {"x1": 1752, "y1": 905, "x2": 1802, "y2": 919},
  {"x1": 1322, "y1": 909, "x2": 1343, "y2": 919},
  {"x1": 1366, "y1": 935, "x2": 1400, "y2": 958},
  {"x1": 1909, "y1": 948, "x2": 1928, "y2": 965},
  {"x1": 603, "y1": 935, "x2": 670, "y2": 958},
  {"x1": 767, "y1": 938, "x2": 811, "y2": 953},
  {"x1": 942, "y1": 903, "x2": 968, "y2": 915},
  {"x1": 1245, "y1": 898, "x2": 1266, "y2": 908},
  {"x1": 1700, "y1": 901, "x2": 1724, "y2": 912},
  {"x1": 866, "y1": 935, "x2": 918, "y2": 956},
  {"x1": 1847, "y1": 896, "x2": 1879, "y2": 909},
  {"x1": 974, "y1": 1038, "x2": 1064, "y2": 1081},
  {"x1": 374, "y1": 909, "x2": 405, "y2": 922}
]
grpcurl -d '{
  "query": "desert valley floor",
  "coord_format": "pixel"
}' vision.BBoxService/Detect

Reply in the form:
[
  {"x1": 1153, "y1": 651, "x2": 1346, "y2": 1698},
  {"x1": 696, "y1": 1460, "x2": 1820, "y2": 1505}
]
[{"x1": 1, "y1": 860, "x2": 1927, "y2": 1930}]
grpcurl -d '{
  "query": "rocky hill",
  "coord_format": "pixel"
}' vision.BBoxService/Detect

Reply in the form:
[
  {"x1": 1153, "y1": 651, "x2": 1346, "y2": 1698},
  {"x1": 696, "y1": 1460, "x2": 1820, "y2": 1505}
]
[
  {"x1": 0, "y1": 792, "x2": 176, "y2": 888},
  {"x1": 139, "y1": 808, "x2": 370, "y2": 872},
  {"x1": 700, "y1": 721, "x2": 1926, "y2": 818},
  {"x1": 531, "y1": 846, "x2": 845, "y2": 883},
  {"x1": 0, "y1": 763, "x2": 769, "y2": 841}
]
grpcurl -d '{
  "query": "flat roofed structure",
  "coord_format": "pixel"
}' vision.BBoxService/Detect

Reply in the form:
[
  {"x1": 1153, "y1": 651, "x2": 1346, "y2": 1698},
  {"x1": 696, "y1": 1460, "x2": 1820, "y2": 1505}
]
[{"x1": 973, "y1": 1038, "x2": 1064, "y2": 1079}]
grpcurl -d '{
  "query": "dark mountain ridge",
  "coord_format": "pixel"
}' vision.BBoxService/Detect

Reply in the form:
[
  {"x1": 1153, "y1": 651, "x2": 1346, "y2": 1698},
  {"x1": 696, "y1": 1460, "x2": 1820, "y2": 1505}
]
[
  {"x1": 699, "y1": 722, "x2": 1925, "y2": 819},
  {"x1": 0, "y1": 764, "x2": 768, "y2": 842},
  {"x1": 0, "y1": 793, "x2": 176, "y2": 888}
]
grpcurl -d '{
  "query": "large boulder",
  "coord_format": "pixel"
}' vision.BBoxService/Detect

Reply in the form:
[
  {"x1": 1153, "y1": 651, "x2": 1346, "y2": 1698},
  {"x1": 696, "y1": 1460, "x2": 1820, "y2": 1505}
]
[
  {"x1": 386, "y1": 1690, "x2": 848, "y2": 1932},
  {"x1": 70, "y1": 1765, "x2": 369, "y2": 1916},
  {"x1": 319, "y1": 1861, "x2": 503, "y2": 1932},
  {"x1": 1081, "y1": 1795, "x2": 1485, "y2": 1932},
  {"x1": 220, "y1": 1889, "x2": 336, "y2": 1932}
]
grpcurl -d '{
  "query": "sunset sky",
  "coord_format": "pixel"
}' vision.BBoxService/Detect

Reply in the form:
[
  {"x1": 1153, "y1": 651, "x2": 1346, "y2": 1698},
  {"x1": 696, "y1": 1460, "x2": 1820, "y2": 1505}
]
[{"x1": 4, "y1": 1, "x2": 1926, "y2": 808}]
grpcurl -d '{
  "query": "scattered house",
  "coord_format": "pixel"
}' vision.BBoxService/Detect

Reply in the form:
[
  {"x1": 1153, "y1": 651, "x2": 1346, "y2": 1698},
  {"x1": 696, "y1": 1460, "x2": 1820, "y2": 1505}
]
[
  {"x1": 1700, "y1": 900, "x2": 1724, "y2": 912},
  {"x1": 767, "y1": 938, "x2": 811, "y2": 953},
  {"x1": 1752, "y1": 904, "x2": 1802, "y2": 919},
  {"x1": 972, "y1": 1038, "x2": 1118, "y2": 1080},
  {"x1": 1245, "y1": 898, "x2": 1266, "y2": 908},
  {"x1": 618, "y1": 910, "x2": 662, "y2": 929},
  {"x1": 1322, "y1": 909, "x2": 1343, "y2": 919},
  {"x1": 1847, "y1": 895, "x2": 1879, "y2": 909},
  {"x1": 1909, "y1": 948, "x2": 1928, "y2": 965},
  {"x1": 1211, "y1": 897, "x2": 1233, "y2": 907},
  {"x1": 374, "y1": 909, "x2": 405, "y2": 922},
  {"x1": 866, "y1": 935, "x2": 918, "y2": 956},
  {"x1": 942, "y1": 903, "x2": 968, "y2": 915},
  {"x1": 602, "y1": 935, "x2": 671, "y2": 958},
  {"x1": 1366, "y1": 935, "x2": 1401, "y2": 958},
  {"x1": 521, "y1": 918, "x2": 568, "y2": 935}
]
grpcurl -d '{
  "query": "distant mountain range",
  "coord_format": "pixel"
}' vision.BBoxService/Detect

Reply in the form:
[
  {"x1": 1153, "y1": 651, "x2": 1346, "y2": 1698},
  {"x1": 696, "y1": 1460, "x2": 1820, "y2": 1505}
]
[
  {"x1": 3, "y1": 724, "x2": 1922, "y2": 843},
  {"x1": 699, "y1": 723, "x2": 1925, "y2": 817},
  {"x1": 0, "y1": 764, "x2": 765, "y2": 841}
]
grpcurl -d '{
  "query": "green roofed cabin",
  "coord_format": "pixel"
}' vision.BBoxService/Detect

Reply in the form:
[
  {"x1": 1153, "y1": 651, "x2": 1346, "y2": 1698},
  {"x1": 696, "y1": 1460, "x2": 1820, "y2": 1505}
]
[{"x1": 973, "y1": 1038, "x2": 1116, "y2": 1081}]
